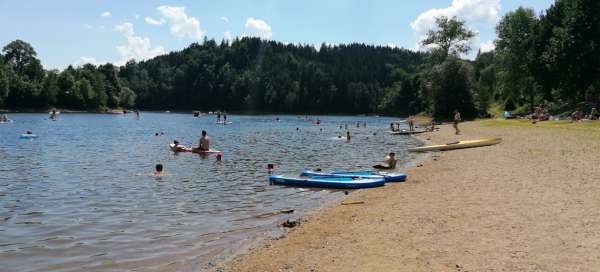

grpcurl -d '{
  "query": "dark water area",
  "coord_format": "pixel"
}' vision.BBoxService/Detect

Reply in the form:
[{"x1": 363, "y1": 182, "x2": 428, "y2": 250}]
[{"x1": 0, "y1": 113, "x2": 421, "y2": 271}]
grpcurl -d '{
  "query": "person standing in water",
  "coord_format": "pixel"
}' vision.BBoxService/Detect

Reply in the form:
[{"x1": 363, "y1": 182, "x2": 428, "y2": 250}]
[
  {"x1": 195, "y1": 130, "x2": 210, "y2": 152},
  {"x1": 217, "y1": 111, "x2": 221, "y2": 122},
  {"x1": 223, "y1": 112, "x2": 227, "y2": 124},
  {"x1": 453, "y1": 110, "x2": 461, "y2": 135},
  {"x1": 346, "y1": 131, "x2": 351, "y2": 142}
]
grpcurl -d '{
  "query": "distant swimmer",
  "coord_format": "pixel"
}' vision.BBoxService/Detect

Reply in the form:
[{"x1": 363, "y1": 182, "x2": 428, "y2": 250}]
[
  {"x1": 49, "y1": 109, "x2": 58, "y2": 120},
  {"x1": 373, "y1": 153, "x2": 397, "y2": 170},
  {"x1": 154, "y1": 164, "x2": 165, "y2": 176},
  {"x1": 194, "y1": 130, "x2": 210, "y2": 152}
]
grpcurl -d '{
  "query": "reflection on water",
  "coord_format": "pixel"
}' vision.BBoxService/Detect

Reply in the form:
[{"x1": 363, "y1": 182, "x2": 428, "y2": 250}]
[{"x1": 0, "y1": 113, "x2": 420, "y2": 271}]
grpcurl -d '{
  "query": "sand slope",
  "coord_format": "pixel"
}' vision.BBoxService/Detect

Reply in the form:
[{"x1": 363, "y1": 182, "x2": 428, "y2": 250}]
[{"x1": 222, "y1": 120, "x2": 600, "y2": 272}]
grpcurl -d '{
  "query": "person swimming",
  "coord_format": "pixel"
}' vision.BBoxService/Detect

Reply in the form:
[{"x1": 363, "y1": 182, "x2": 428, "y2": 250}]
[
  {"x1": 373, "y1": 153, "x2": 397, "y2": 170},
  {"x1": 172, "y1": 140, "x2": 187, "y2": 152},
  {"x1": 154, "y1": 164, "x2": 165, "y2": 176}
]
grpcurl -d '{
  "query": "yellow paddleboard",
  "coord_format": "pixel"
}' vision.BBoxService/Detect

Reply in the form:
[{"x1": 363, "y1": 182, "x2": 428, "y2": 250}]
[{"x1": 408, "y1": 138, "x2": 502, "y2": 152}]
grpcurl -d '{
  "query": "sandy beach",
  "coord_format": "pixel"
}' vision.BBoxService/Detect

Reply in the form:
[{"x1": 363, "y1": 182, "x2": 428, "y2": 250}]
[{"x1": 220, "y1": 119, "x2": 600, "y2": 271}]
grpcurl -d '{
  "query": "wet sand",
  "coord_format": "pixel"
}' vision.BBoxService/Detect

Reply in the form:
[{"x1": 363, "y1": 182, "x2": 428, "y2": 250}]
[{"x1": 220, "y1": 120, "x2": 600, "y2": 271}]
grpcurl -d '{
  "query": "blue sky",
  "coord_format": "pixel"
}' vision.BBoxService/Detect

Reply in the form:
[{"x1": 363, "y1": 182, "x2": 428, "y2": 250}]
[{"x1": 0, "y1": 0, "x2": 554, "y2": 69}]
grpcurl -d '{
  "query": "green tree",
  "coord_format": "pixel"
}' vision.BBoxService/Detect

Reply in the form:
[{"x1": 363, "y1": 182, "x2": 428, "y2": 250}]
[
  {"x1": 2, "y1": 40, "x2": 39, "y2": 76},
  {"x1": 421, "y1": 16, "x2": 477, "y2": 58},
  {"x1": 427, "y1": 58, "x2": 477, "y2": 119},
  {"x1": 495, "y1": 7, "x2": 539, "y2": 111}
]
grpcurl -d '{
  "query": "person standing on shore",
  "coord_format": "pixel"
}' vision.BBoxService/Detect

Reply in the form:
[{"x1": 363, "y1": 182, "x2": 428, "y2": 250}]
[
  {"x1": 453, "y1": 110, "x2": 461, "y2": 135},
  {"x1": 408, "y1": 115, "x2": 415, "y2": 131}
]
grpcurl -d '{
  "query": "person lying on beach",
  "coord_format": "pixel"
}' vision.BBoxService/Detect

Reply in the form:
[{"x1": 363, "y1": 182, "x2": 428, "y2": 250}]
[{"x1": 373, "y1": 153, "x2": 397, "y2": 170}]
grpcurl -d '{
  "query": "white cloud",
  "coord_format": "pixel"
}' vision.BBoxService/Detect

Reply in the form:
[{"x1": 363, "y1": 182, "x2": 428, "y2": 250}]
[
  {"x1": 410, "y1": 0, "x2": 500, "y2": 50},
  {"x1": 220, "y1": 16, "x2": 229, "y2": 23},
  {"x1": 145, "y1": 17, "x2": 165, "y2": 25},
  {"x1": 243, "y1": 17, "x2": 272, "y2": 39},
  {"x1": 114, "y1": 22, "x2": 134, "y2": 36},
  {"x1": 157, "y1": 5, "x2": 204, "y2": 39},
  {"x1": 101, "y1": 11, "x2": 111, "y2": 17},
  {"x1": 114, "y1": 22, "x2": 166, "y2": 65},
  {"x1": 223, "y1": 31, "x2": 233, "y2": 42},
  {"x1": 479, "y1": 40, "x2": 495, "y2": 53},
  {"x1": 77, "y1": 56, "x2": 105, "y2": 66},
  {"x1": 135, "y1": 14, "x2": 140, "y2": 20}
]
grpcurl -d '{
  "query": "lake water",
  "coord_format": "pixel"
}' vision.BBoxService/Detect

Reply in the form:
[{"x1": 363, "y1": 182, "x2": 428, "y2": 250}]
[{"x1": 0, "y1": 113, "x2": 421, "y2": 271}]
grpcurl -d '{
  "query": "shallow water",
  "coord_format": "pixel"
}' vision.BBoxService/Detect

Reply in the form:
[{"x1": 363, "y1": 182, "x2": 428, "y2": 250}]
[{"x1": 0, "y1": 113, "x2": 420, "y2": 271}]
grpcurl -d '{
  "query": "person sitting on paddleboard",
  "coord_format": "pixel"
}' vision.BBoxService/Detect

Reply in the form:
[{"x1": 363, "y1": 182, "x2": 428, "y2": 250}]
[{"x1": 195, "y1": 130, "x2": 210, "y2": 152}]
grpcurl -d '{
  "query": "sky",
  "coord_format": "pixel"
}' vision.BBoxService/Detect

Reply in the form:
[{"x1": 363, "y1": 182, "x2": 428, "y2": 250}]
[{"x1": 0, "y1": 0, "x2": 554, "y2": 69}]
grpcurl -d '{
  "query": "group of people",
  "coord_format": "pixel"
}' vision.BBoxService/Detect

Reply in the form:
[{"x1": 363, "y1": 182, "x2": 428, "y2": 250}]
[
  {"x1": 216, "y1": 111, "x2": 228, "y2": 123},
  {"x1": 571, "y1": 108, "x2": 599, "y2": 121}
]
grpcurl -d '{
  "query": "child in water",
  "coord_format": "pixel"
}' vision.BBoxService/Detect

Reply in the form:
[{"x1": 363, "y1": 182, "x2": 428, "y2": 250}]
[{"x1": 153, "y1": 164, "x2": 165, "y2": 176}]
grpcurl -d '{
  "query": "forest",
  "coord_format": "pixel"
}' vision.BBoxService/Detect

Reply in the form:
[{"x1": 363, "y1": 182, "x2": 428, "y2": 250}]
[{"x1": 0, "y1": 0, "x2": 598, "y2": 119}]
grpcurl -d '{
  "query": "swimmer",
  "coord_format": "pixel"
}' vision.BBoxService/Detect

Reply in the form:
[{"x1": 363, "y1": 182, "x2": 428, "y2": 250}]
[{"x1": 153, "y1": 164, "x2": 165, "y2": 176}]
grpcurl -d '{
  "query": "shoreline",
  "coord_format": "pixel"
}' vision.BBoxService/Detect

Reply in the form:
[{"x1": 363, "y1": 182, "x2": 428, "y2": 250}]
[{"x1": 219, "y1": 119, "x2": 600, "y2": 271}]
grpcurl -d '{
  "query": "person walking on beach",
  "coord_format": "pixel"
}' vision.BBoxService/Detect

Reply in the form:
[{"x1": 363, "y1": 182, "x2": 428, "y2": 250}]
[{"x1": 453, "y1": 110, "x2": 461, "y2": 135}]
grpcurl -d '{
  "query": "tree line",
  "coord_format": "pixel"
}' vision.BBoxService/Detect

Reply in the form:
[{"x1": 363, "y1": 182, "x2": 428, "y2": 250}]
[{"x1": 1, "y1": 0, "x2": 598, "y2": 119}]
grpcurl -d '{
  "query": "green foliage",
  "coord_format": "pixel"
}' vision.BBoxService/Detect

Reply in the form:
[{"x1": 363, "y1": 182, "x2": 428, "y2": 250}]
[
  {"x1": 427, "y1": 58, "x2": 477, "y2": 119},
  {"x1": 2, "y1": 1, "x2": 599, "y2": 117},
  {"x1": 422, "y1": 16, "x2": 476, "y2": 58}
]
